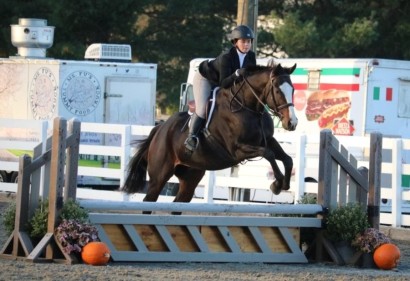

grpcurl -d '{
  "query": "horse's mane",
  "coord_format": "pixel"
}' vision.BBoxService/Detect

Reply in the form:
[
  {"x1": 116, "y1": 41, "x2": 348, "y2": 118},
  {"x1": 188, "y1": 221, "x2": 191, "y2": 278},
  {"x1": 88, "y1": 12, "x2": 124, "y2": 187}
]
[{"x1": 244, "y1": 64, "x2": 275, "y2": 76}]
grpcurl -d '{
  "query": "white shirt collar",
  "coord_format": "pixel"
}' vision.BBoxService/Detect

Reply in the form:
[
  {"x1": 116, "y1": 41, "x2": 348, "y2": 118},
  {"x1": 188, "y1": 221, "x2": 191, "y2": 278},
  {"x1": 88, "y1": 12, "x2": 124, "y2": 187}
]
[{"x1": 236, "y1": 49, "x2": 247, "y2": 68}]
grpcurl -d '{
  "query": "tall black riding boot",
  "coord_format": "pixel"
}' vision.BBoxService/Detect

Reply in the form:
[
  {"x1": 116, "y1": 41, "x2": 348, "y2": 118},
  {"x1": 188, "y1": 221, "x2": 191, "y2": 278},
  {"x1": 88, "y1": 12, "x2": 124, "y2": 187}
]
[{"x1": 184, "y1": 113, "x2": 205, "y2": 151}]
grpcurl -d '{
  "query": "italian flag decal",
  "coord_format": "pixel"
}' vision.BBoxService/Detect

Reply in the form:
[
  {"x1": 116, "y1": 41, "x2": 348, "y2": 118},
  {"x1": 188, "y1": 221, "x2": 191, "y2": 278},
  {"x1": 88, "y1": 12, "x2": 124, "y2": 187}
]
[
  {"x1": 292, "y1": 68, "x2": 361, "y2": 91},
  {"x1": 373, "y1": 87, "x2": 393, "y2": 101}
]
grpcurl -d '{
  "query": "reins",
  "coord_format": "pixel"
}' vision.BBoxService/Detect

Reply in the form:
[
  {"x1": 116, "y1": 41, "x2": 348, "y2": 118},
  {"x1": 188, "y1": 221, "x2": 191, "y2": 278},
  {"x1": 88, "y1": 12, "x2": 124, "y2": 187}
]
[
  {"x1": 227, "y1": 71, "x2": 293, "y2": 150},
  {"x1": 229, "y1": 71, "x2": 294, "y2": 121}
]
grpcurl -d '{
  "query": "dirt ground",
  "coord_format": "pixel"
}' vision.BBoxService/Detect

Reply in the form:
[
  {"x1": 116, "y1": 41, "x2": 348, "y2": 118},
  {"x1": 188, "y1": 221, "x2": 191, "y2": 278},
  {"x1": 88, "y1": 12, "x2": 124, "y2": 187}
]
[{"x1": 0, "y1": 192, "x2": 409, "y2": 281}]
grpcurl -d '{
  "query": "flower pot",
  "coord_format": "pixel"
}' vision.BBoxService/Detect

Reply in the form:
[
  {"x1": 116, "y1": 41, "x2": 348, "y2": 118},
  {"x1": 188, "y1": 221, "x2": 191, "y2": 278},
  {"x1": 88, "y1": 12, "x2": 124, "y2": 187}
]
[
  {"x1": 361, "y1": 252, "x2": 377, "y2": 268},
  {"x1": 334, "y1": 241, "x2": 356, "y2": 264}
]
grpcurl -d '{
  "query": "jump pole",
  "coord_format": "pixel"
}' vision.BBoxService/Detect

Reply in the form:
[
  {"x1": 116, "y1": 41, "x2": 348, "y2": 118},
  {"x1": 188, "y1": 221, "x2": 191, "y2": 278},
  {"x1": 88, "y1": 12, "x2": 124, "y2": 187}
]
[{"x1": 79, "y1": 200, "x2": 323, "y2": 214}]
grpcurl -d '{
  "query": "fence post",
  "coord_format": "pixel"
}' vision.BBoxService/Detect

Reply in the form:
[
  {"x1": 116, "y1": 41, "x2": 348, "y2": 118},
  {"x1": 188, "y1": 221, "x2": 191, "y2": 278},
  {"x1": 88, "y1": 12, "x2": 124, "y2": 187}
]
[
  {"x1": 316, "y1": 130, "x2": 332, "y2": 263},
  {"x1": 12, "y1": 155, "x2": 34, "y2": 256},
  {"x1": 39, "y1": 120, "x2": 49, "y2": 197},
  {"x1": 318, "y1": 129, "x2": 339, "y2": 210},
  {"x1": 357, "y1": 166, "x2": 369, "y2": 207},
  {"x1": 294, "y1": 134, "x2": 305, "y2": 203},
  {"x1": 204, "y1": 171, "x2": 215, "y2": 203},
  {"x1": 65, "y1": 118, "x2": 81, "y2": 200},
  {"x1": 46, "y1": 117, "x2": 67, "y2": 259},
  {"x1": 368, "y1": 132, "x2": 382, "y2": 229},
  {"x1": 391, "y1": 138, "x2": 402, "y2": 227},
  {"x1": 340, "y1": 145, "x2": 349, "y2": 205},
  {"x1": 120, "y1": 125, "x2": 131, "y2": 190}
]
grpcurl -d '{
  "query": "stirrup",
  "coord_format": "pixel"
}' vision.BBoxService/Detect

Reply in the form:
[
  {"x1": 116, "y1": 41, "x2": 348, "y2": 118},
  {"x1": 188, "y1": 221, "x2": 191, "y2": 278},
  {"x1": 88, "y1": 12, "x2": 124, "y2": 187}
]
[{"x1": 184, "y1": 136, "x2": 198, "y2": 152}]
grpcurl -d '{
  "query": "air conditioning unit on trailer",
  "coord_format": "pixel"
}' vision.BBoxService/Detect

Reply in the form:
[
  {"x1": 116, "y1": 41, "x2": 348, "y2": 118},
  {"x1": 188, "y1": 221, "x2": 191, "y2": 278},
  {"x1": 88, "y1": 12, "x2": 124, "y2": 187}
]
[{"x1": 84, "y1": 43, "x2": 132, "y2": 62}]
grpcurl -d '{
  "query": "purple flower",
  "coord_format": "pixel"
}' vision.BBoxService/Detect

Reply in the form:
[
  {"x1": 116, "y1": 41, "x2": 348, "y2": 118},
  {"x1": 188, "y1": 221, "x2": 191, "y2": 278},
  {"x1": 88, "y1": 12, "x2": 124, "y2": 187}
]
[
  {"x1": 352, "y1": 228, "x2": 391, "y2": 253},
  {"x1": 55, "y1": 219, "x2": 99, "y2": 254}
]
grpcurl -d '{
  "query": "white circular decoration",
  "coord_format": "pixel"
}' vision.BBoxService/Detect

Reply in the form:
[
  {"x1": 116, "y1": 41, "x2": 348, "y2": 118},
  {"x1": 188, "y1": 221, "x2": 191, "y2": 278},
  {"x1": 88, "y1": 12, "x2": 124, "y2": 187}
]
[
  {"x1": 30, "y1": 67, "x2": 58, "y2": 120},
  {"x1": 61, "y1": 70, "x2": 101, "y2": 116}
]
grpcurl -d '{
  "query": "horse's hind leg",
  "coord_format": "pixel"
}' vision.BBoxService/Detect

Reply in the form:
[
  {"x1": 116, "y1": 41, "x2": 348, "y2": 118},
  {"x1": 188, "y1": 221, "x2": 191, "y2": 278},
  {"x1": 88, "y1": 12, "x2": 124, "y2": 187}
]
[
  {"x1": 172, "y1": 166, "x2": 205, "y2": 214},
  {"x1": 174, "y1": 166, "x2": 205, "y2": 202},
  {"x1": 142, "y1": 162, "x2": 175, "y2": 214}
]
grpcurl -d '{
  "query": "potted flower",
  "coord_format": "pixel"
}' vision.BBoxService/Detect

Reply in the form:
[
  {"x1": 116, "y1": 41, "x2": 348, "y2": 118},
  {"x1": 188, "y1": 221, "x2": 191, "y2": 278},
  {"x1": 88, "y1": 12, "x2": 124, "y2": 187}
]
[
  {"x1": 324, "y1": 203, "x2": 370, "y2": 264},
  {"x1": 54, "y1": 199, "x2": 100, "y2": 258},
  {"x1": 352, "y1": 228, "x2": 391, "y2": 254},
  {"x1": 352, "y1": 227, "x2": 391, "y2": 268},
  {"x1": 55, "y1": 219, "x2": 99, "y2": 256}
]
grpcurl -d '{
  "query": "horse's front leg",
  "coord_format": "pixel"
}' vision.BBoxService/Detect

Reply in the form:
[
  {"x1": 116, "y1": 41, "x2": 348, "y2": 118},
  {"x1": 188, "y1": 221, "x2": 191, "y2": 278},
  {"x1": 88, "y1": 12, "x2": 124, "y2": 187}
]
[
  {"x1": 234, "y1": 143, "x2": 286, "y2": 195},
  {"x1": 266, "y1": 138, "x2": 293, "y2": 194}
]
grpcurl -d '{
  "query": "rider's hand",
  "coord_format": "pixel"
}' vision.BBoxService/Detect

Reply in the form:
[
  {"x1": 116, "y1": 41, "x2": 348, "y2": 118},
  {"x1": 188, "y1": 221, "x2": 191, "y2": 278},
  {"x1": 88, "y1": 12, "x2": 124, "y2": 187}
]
[{"x1": 235, "y1": 68, "x2": 246, "y2": 77}]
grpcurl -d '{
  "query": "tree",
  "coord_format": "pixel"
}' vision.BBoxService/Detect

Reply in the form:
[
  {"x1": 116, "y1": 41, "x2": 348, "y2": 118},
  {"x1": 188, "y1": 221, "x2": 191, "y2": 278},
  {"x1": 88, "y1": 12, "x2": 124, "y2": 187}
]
[
  {"x1": 133, "y1": 0, "x2": 236, "y2": 113},
  {"x1": 269, "y1": 0, "x2": 410, "y2": 60},
  {"x1": 49, "y1": 0, "x2": 142, "y2": 59}
]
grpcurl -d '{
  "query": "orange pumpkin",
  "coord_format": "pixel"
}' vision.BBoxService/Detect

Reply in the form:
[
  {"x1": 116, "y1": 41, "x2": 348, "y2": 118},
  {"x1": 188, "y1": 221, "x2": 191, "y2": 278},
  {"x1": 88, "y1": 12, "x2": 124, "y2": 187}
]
[
  {"x1": 373, "y1": 243, "x2": 401, "y2": 270},
  {"x1": 81, "y1": 241, "x2": 111, "y2": 266}
]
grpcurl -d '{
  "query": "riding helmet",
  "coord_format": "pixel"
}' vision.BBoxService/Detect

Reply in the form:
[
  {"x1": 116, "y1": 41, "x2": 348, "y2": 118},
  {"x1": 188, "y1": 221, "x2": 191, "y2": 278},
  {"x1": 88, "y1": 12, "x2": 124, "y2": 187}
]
[{"x1": 229, "y1": 25, "x2": 254, "y2": 44}]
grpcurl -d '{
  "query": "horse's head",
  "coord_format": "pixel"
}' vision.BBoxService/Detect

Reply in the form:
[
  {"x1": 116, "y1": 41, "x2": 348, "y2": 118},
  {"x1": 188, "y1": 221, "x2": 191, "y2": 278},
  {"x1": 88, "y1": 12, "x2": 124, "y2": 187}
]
[
  {"x1": 239, "y1": 63, "x2": 298, "y2": 131},
  {"x1": 267, "y1": 63, "x2": 298, "y2": 131}
]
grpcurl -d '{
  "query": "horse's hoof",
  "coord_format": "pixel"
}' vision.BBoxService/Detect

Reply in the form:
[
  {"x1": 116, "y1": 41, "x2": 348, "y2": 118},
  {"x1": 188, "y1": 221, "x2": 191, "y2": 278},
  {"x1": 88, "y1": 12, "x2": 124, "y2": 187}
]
[
  {"x1": 283, "y1": 185, "x2": 291, "y2": 191},
  {"x1": 270, "y1": 181, "x2": 281, "y2": 195}
]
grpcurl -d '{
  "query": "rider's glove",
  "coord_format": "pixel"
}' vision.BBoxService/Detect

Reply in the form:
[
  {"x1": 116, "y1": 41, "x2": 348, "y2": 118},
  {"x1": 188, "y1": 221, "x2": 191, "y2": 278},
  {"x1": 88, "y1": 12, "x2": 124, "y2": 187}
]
[{"x1": 235, "y1": 68, "x2": 246, "y2": 77}]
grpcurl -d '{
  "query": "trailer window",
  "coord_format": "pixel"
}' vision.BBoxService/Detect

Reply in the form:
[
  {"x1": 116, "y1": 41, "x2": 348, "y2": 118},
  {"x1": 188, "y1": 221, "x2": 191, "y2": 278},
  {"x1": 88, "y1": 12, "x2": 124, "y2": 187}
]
[
  {"x1": 398, "y1": 82, "x2": 410, "y2": 118},
  {"x1": 307, "y1": 70, "x2": 321, "y2": 90}
]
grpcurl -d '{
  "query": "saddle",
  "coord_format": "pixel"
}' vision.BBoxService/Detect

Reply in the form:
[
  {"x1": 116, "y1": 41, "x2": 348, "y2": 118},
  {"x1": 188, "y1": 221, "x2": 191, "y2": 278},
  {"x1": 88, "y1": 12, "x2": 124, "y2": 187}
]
[{"x1": 185, "y1": 87, "x2": 233, "y2": 158}]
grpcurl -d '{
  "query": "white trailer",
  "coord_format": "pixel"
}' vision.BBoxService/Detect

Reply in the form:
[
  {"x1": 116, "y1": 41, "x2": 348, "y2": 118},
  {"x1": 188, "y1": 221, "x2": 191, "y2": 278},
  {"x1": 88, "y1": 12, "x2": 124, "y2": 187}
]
[
  {"x1": 180, "y1": 57, "x2": 410, "y2": 199},
  {"x1": 0, "y1": 58, "x2": 157, "y2": 125},
  {"x1": 0, "y1": 18, "x2": 157, "y2": 187}
]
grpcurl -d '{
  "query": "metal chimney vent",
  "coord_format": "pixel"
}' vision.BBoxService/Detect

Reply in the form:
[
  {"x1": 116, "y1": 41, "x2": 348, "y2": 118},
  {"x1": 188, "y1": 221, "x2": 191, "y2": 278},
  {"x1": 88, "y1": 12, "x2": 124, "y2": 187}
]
[
  {"x1": 84, "y1": 43, "x2": 132, "y2": 62},
  {"x1": 10, "y1": 18, "x2": 55, "y2": 58}
]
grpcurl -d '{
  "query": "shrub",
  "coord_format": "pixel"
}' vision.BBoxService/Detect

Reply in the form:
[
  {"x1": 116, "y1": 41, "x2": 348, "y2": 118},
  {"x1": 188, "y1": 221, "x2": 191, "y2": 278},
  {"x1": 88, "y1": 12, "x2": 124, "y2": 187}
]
[
  {"x1": 2, "y1": 197, "x2": 91, "y2": 240},
  {"x1": 325, "y1": 203, "x2": 370, "y2": 243},
  {"x1": 297, "y1": 193, "x2": 317, "y2": 204},
  {"x1": 28, "y1": 199, "x2": 50, "y2": 239},
  {"x1": 59, "y1": 198, "x2": 89, "y2": 223},
  {"x1": 2, "y1": 201, "x2": 16, "y2": 235}
]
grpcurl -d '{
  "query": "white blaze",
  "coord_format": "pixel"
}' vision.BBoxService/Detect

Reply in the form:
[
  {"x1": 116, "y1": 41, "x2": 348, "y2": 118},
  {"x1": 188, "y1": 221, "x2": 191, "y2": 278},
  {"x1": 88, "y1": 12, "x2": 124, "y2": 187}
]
[{"x1": 279, "y1": 82, "x2": 298, "y2": 127}]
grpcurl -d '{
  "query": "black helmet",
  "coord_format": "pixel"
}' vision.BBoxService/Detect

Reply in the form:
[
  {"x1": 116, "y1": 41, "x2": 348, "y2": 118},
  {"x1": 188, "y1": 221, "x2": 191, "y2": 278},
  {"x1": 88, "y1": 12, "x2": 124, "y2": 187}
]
[{"x1": 229, "y1": 25, "x2": 254, "y2": 44}]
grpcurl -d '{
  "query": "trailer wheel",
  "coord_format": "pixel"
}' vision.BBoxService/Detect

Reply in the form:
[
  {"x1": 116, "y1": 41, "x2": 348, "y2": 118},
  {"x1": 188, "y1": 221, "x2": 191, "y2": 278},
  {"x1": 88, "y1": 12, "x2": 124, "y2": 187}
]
[
  {"x1": 10, "y1": 172, "x2": 19, "y2": 183},
  {"x1": 0, "y1": 171, "x2": 8, "y2": 182}
]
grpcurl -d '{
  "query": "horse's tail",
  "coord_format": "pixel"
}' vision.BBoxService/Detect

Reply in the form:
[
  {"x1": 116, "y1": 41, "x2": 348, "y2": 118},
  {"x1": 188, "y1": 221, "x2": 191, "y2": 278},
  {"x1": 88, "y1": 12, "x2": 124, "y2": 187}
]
[{"x1": 122, "y1": 125, "x2": 160, "y2": 194}]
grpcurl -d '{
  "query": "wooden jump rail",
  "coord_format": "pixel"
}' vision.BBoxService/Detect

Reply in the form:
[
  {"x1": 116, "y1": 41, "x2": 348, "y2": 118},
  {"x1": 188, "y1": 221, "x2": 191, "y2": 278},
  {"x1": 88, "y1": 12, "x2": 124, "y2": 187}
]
[
  {"x1": 0, "y1": 117, "x2": 81, "y2": 264},
  {"x1": 0, "y1": 118, "x2": 382, "y2": 264}
]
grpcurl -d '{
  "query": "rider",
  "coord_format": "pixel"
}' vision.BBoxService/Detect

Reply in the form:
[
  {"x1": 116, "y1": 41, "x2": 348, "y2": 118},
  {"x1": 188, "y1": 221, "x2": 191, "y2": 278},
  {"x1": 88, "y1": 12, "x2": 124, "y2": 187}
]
[{"x1": 184, "y1": 25, "x2": 257, "y2": 151}]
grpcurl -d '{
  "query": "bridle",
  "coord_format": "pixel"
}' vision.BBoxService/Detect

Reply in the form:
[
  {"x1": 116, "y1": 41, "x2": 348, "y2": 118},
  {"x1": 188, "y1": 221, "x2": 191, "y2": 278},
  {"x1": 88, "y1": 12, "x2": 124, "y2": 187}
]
[{"x1": 229, "y1": 70, "x2": 294, "y2": 120}]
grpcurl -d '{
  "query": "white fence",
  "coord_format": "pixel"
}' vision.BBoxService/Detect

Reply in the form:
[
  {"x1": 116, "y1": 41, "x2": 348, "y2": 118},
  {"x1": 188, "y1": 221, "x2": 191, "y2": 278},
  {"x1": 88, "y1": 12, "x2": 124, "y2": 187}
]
[{"x1": 0, "y1": 118, "x2": 409, "y2": 227}]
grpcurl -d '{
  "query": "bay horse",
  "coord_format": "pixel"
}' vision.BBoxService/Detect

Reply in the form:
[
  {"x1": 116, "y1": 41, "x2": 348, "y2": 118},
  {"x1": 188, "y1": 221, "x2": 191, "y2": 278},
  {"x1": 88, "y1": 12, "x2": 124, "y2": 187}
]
[{"x1": 122, "y1": 63, "x2": 298, "y2": 205}]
